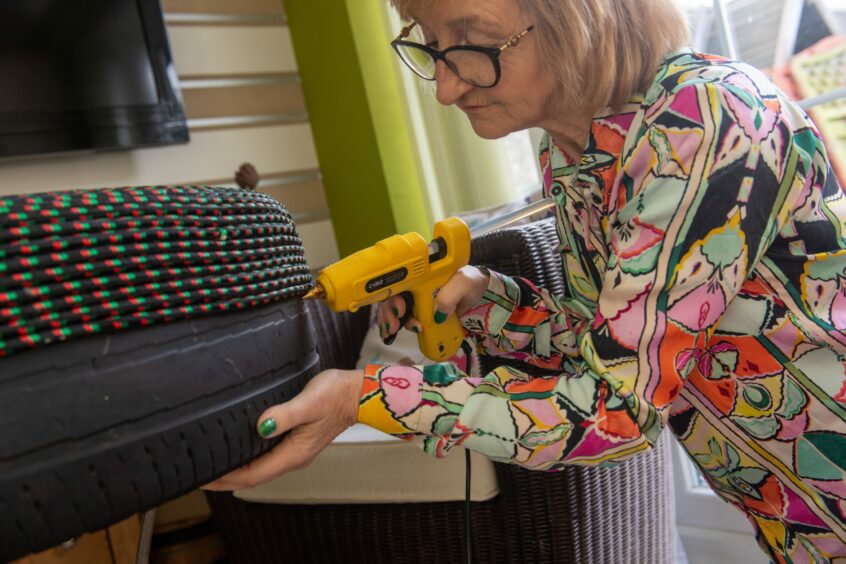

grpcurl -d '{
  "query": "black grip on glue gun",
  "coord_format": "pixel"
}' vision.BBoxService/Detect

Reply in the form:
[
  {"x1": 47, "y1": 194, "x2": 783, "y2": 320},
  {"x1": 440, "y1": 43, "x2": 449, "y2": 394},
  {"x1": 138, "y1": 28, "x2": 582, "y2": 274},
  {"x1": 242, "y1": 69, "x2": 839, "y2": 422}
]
[{"x1": 383, "y1": 292, "x2": 415, "y2": 346}]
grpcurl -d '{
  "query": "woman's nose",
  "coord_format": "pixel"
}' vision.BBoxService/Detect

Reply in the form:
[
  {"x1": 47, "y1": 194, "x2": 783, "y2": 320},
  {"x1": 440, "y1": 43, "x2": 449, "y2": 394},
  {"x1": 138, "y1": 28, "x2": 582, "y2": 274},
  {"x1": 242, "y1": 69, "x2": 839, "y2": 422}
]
[{"x1": 434, "y1": 60, "x2": 473, "y2": 106}]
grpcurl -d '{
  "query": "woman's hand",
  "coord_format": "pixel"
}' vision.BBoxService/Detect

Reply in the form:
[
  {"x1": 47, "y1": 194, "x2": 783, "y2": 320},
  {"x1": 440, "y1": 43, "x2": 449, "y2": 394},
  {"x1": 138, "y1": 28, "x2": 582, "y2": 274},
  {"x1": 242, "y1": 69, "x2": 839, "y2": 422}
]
[
  {"x1": 201, "y1": 368, "x2": 363, "y2": 491},
  {"x1": 377, "y1": 265, "x2": 490, "y2": 342}
]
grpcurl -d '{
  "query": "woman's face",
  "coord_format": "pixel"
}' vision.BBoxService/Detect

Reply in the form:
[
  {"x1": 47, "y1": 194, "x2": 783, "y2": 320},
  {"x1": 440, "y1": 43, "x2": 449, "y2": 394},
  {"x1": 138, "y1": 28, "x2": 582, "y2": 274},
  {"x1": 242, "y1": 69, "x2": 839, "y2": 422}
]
[{"x1": 410, "y1": 0, "x2": 558, "y2": 139}]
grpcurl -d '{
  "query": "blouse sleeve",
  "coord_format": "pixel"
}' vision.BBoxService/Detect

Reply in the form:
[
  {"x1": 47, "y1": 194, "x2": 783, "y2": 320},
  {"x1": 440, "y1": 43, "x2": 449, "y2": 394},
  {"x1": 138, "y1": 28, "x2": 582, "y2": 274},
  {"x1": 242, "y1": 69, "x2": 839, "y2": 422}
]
[
  {"x1": 457, "y1": 269, "x2": 595, "y2": 368},
  {"x1": 357, "y1": 81, "x2": 808, "y2": 468}
]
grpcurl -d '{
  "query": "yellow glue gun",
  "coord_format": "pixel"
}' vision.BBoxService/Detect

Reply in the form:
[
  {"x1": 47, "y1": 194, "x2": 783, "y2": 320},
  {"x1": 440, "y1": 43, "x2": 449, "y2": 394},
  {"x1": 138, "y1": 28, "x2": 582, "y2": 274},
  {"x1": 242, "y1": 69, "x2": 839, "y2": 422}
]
[{"x1": 304, "y1": 217, "x2": 471, "y2": 362}]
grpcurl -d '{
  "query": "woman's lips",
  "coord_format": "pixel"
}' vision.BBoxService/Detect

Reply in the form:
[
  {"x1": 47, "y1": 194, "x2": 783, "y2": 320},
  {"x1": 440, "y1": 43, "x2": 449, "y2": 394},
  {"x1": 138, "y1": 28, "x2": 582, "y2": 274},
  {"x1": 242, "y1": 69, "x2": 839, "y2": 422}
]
[{"x1": 459, "y1": 103, "x2": 489, "y2": 113}]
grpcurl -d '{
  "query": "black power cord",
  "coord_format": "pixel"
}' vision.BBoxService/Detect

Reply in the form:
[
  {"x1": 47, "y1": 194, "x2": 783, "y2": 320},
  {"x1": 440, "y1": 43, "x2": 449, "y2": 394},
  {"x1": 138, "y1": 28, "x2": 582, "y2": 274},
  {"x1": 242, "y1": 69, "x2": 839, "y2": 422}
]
[{"x1": 465, "y1": 448, "x2": 472, "y2": 564}]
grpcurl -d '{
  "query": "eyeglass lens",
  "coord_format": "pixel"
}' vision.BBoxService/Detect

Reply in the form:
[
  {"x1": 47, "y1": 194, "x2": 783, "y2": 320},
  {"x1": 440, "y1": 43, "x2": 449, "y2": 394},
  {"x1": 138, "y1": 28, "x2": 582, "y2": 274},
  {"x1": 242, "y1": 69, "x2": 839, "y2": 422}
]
[
  {"x1": 395, "y1": 43, "x2": 497, "y2": 87},
  {"x1": 395, "y1": 23, "x2": 498, "y2": 87}
]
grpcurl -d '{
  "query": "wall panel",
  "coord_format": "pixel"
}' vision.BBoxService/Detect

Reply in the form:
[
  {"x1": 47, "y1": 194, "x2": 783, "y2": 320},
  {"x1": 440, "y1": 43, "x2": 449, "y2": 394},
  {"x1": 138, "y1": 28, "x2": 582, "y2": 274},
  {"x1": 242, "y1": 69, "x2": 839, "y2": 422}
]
[
  {"x1": 168, "y1": 26, "x2": 297, "y2": 76},
  {"x1": 0, "y1": 0, "x2": 337, "y2": 267},
  {"x1": 0, "y1": 125, "x2": 318, "y2": 194},
  {"x1": 181, "y1": 80, "x2": 306, "y2": 119},
  {"x1": 297, "y1": 219, "x2": 340, "y2": 270},
  {"x1": 162, "y1": 0, "x2": 285, "y2": 16}
]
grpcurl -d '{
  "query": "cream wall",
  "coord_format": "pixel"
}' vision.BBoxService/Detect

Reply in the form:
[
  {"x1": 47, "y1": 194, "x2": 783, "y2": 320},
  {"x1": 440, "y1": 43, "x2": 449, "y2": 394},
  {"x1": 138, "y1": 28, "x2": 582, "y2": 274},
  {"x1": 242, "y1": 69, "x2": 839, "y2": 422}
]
[{"x1": 0, "y1": 0, "x2": 339, "y2": 269}]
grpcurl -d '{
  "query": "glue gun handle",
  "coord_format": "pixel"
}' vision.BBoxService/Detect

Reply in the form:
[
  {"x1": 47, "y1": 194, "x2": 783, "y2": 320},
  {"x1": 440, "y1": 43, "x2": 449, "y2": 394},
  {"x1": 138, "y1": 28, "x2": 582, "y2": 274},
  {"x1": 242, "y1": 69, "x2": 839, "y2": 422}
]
[{"x1": 411, "y1": 283, "x2": 464, "y2": 362}]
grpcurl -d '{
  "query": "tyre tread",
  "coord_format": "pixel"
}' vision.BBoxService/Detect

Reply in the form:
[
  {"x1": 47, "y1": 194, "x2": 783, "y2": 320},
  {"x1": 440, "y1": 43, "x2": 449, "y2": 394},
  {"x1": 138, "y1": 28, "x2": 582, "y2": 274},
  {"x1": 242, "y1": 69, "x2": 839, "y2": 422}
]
[{"x1": 0, "y1": 301, "x2": 317, "y2": 561}]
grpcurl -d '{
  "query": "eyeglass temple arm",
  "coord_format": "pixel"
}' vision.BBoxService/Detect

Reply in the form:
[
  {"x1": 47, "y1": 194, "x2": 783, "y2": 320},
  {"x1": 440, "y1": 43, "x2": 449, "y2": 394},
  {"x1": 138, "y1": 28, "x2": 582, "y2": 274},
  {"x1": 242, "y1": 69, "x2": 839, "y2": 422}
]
[
  {"x1": 499, "y1": 25, "x2": 534, "y2": 52},
  {"x1": 398, "y1": 21, "x2": 416, "y2": 40}
]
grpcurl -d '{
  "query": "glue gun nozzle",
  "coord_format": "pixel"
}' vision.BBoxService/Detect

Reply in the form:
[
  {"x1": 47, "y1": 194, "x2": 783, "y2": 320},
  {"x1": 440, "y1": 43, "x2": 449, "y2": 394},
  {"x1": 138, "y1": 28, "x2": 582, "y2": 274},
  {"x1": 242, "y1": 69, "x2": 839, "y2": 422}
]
[{"x1": 303, "y1": 285, "x2": 326, "y2": 301}]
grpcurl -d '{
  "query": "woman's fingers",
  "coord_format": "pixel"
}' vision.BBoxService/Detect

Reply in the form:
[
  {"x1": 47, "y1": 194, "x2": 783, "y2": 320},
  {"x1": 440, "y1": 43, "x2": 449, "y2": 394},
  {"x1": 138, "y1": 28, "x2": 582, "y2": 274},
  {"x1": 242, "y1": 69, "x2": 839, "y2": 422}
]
[
  {"x1": 433, "y1": 266, "x2": 489, "y2": 320},
  {"x1": 254, "y1": 391, "x2": 310, "y2": 440},
  {"x1": 199, "y1": 480, "x2": 234, "y2": 491},
  {"x1": 200, "y1": 393, "x2": 317, "y2": 491},
  {"x1": 201, "y1": 369, "x2": 363, "y2": 491},
  {"x1": 378, "y1": 294, "x2": 416, "y2": 342},
  {"x1": 200, "y1": 434, "x2": 314, "y2": 490},
  {"x1": 403, "y1": 316, "x2": 423, "y2": 334},
  {"x1": 377, "y1": 296, "x2": 401, "y2": 338},
  {"x1": 384, "y1": 293, "x2": 415, "y2": 344},
  {"x1": 377, "y1": 268, "x2": 490, "y2": 341}
]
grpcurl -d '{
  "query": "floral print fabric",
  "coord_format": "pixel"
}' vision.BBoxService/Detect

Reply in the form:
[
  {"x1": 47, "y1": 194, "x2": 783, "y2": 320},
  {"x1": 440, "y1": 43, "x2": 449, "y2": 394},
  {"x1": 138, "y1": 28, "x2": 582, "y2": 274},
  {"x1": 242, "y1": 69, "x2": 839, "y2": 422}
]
[{"x1": 358, "y1": 49, "x2": 846, "y2": 562}]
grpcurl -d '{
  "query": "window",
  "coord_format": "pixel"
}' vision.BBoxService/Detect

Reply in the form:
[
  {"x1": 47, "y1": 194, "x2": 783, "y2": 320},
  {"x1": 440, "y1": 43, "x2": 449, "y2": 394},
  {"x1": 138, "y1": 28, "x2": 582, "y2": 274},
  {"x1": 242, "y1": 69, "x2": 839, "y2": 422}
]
[{"x1": 672, "y1": 2, "x2": 843, "y2": 561}]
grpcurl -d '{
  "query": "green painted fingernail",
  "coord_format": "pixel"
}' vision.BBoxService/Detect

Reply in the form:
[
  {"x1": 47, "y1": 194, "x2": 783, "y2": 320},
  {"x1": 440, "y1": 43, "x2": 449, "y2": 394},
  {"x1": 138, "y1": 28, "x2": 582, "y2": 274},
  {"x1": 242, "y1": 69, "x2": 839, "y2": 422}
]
[
  {"x1": 259, "y1": 418, "x2": 277, "y2": 438},
  {"x1": 411, "y1": 326, "x2": 420, "y2": 333},
  {"x1": 392, "y1": 307, "x2": 399, "y2": 317},
  {"x1": 434, "y1": 311, "x2": 447, "y2": 324}
]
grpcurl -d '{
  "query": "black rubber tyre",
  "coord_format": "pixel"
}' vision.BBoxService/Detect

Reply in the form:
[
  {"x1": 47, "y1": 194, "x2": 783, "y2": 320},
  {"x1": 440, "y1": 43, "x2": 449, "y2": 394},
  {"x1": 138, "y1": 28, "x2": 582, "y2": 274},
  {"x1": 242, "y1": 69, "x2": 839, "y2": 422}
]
[{"x1": 0, "y1": 299, "x2": 318, "y2": 561}]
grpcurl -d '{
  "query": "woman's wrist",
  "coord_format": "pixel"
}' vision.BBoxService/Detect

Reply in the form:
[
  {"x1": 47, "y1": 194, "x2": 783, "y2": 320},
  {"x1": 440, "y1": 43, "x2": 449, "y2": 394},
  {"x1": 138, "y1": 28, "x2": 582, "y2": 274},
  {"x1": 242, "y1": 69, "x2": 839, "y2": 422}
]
[
  {"x1": 331, "y1": 368, "x2": 365, "y2": 428},
  {"x1": 455, "y1": 265, "x2": 492, "y2": 317},
  {"x1": 459, "y1": 268, "x2": 519, "y2": 337}
]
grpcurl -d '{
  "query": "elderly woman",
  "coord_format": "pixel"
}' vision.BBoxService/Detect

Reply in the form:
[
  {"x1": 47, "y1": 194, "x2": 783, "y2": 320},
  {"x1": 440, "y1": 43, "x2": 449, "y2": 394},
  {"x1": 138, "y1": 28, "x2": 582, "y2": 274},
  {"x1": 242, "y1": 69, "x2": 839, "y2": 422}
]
[{"x1": 205, "y1": 0, "x2": 846, "y2": 560}]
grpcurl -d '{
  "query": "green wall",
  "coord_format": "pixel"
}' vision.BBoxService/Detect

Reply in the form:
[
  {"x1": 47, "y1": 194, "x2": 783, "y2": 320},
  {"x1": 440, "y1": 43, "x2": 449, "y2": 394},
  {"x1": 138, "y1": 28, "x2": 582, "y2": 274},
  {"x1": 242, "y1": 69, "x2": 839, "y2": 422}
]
[{"x1": 285, "y1": 0, "x2": 430, "y2": 257}]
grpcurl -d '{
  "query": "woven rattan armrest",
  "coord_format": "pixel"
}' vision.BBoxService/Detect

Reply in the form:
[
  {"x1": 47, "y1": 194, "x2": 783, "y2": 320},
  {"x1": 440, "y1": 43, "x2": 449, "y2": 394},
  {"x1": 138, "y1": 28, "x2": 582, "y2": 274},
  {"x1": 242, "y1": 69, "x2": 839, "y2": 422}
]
[{"x1": 207, "y1": 217, "x2": 676, "y2": 563}]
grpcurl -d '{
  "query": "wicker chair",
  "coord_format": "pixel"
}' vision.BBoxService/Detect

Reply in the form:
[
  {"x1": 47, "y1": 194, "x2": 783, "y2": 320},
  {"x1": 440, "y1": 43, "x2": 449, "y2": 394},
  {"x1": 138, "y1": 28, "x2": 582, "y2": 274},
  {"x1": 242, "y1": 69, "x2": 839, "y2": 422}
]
[{"x1": 205, "y1": 217, "x2": 677, "y2": 563}]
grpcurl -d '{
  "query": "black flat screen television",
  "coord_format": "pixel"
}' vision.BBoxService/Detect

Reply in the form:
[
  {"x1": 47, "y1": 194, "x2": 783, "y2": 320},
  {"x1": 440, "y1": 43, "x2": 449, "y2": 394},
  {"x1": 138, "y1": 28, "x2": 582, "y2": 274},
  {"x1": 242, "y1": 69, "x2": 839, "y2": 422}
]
[{"x1": 0, "y1": 0, "x2": 189, "y2": 159}]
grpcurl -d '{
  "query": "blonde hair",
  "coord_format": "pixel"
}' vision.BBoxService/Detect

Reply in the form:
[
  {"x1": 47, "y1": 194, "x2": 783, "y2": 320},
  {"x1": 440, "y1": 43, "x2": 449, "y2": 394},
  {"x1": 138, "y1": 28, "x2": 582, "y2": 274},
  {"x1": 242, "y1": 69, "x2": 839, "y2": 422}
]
[{"x1": 389, "y1": 0, "x2": 690, "y2": 110}]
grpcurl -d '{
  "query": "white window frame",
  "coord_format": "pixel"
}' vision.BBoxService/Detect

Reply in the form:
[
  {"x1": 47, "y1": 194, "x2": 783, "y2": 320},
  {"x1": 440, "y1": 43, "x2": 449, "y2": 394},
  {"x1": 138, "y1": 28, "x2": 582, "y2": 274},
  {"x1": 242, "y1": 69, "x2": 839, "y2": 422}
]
[{"x1": 672, "y1": 443, "x2": 765, "y2": 563}]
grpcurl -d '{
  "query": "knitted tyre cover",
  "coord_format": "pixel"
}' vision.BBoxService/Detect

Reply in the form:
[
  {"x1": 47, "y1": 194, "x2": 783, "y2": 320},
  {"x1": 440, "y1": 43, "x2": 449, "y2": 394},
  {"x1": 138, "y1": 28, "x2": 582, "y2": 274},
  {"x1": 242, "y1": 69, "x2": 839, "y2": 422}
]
[{"x1": 0, "y1": 186, "x2": 317, "y2": 561}]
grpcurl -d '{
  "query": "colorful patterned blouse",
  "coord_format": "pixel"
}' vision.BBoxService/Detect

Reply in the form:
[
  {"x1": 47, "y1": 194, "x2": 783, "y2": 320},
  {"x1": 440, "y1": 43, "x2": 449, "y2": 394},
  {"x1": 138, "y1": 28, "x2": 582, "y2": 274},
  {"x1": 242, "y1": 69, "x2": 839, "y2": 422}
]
[{"x1": 358, "y1": 49, "x2": 846, "y2": 562}]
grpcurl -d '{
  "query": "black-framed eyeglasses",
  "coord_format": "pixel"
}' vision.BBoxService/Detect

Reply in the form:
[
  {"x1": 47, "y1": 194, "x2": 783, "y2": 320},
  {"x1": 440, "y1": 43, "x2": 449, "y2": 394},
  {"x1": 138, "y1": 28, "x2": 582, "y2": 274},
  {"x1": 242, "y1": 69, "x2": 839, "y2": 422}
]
[{"x1": 391, "y1": 22, "x2": 534, "y2": 88}]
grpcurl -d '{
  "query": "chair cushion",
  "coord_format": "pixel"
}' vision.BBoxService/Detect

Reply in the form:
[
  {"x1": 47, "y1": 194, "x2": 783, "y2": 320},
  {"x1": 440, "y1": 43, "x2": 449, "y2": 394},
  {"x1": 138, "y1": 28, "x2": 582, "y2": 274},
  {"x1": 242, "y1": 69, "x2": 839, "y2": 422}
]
[
  {"x1": 233, "y1": 424, "x2": 499, "y2": 504},
  {"x1": 356, "y1": 322, "x2": 428, "y2": 367}
]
